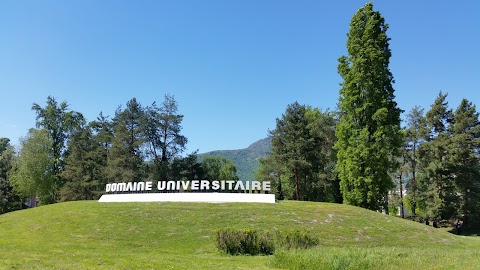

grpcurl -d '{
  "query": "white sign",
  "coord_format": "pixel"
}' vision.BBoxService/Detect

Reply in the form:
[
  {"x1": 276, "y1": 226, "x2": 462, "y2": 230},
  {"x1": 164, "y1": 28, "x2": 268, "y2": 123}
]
[
  {"x1": 99, "y1": 180, "x2": 275, "y2": 204},
  {"x1": 104, "y1": 180, "x2": 271, "y2": 193},
  {"x1": 99, "y1": 192, "x2": 276, "y2": 204}
]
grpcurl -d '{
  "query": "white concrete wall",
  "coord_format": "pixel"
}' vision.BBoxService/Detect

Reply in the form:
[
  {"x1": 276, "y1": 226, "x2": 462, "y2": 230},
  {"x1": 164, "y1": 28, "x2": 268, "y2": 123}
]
[{"x1": 98, "y1": 192, "x2": 276, "y2": 204}]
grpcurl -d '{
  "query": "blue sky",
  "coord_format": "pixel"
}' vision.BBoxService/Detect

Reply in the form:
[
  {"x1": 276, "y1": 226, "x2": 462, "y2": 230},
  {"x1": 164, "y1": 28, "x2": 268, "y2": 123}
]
[{"x1": 1, "y1": 1, "x2": 479, "y2": 153}]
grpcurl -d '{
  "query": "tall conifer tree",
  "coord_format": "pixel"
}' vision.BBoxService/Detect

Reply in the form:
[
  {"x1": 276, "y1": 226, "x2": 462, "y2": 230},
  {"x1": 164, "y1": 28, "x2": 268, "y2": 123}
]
[
  {"x1": 419, "y1": 92, "x2": 454, "y2": 219},
  {"x1": 404, "y1": 106, "x2": 428, "y2": 215},
  {"x1": 449, "y1": 99, "x2": 480, "y2": 224},
  {"x1": 335, "y1": 3, "x2": 402, "y2": 211},
  {"x1": 106, "y1": 98, "x2": 145, "y2": 183}
]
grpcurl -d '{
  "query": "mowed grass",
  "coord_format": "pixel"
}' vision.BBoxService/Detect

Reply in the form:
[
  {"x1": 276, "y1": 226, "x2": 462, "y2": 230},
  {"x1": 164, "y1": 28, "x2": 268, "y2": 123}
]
[{"x1": 0, "y1": 200, "x2": 479, "y2": 269}]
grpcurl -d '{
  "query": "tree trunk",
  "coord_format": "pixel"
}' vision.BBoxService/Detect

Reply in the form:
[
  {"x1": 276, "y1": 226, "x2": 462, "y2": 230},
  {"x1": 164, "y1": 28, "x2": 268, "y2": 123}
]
[
  {"x1": 294, "y1": 168, "x2": 300, "y2": 200},
  {"x1": 30, "y1": 195, "x2": 37, "y2": 208}
]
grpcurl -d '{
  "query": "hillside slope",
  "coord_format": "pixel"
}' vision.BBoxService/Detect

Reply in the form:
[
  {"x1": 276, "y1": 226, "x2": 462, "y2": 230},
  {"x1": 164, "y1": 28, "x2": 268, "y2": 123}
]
[
  {"x1": 198, "y1": 137, "x2": 271, "y2": 180},
  {"x1": 1, "y1": 200, "x2": 479, "y2": 269}
]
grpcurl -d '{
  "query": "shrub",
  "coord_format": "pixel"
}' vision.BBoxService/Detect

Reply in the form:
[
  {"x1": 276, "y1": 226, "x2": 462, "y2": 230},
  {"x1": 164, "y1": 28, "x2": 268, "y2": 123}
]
[
  {"x1": 216, "y1": 228, "x2": 271, "y2": 255},
  {"x1": 216, "y1": 229, "x2": 318, "y2": 255},
  {"x1": 276, "y1": 230, "x2": 319, "y2": 250}
]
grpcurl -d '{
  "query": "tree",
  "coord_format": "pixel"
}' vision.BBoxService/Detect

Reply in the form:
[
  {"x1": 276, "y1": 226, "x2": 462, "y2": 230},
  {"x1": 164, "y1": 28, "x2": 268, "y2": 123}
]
[
  {"x1": 449, "y1": 98, "x2": 480, "y2": 224},
  {"x1": 90, "y1": 112, "x2": 114, "y2": 164},
  {"x1": 403, "y1": 106, "x2": 428, "y2": 216},
  {"x1": 106, "y1": 98, "x2": 145, "y2": 183},
  {"x1": 31, "y1": 96, "x2": 84, "y2": 201},
  {"x1": 419, "y1": 92, "x2": 455, "y2": 220},
  {"x1": 270, "y1": 102, "x2": 315, "y2": 200},
  {"x1": 305, "y1": 108, "x2": 341, "y2": 203},
  {"x1": 143, "y1": 95, "x2": 188, "y2": 181},
  {"x1": 0, "y1": 138, "x2": 24, "y2": 214},
  {"x1": 335, "y1": 2, "x2": 403, "y2": 211},
  {"x1": 266, "y1": 102, "x2": 338, "y2": 201},
  {"x1": 256, "y1": 155, "x2": 286, "y2": 200},
  {"x1": 393, "y1": 130, "x2": 409, "y2": 218},
  {"x1": 170, "y1": 152, "x2": 205, "y2": 181},
  {"x1": 60, "y1": 124, "x2": 106, "y2": 201},
  {"x1": 9, "y1": 129, "x2": 54, "y2": 205},
  {"x1": 202, "y1": 156, "x2": 239, "y2": 181}
]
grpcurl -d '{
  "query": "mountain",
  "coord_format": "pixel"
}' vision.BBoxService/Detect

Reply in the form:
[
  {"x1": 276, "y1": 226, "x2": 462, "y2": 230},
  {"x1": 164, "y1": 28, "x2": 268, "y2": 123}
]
[{"x1": 198, "y1": 137, "x2": 271, "y2": 180}]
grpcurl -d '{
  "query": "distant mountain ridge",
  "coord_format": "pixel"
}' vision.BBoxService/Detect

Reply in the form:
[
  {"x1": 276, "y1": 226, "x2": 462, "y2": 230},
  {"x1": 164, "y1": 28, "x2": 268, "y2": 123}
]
[{"x1": 197, "y1": 137, "x2": 272, "y2": 181}]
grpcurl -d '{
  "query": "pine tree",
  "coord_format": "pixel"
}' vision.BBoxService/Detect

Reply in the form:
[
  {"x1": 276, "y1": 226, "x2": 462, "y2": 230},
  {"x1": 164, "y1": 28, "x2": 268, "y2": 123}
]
[
  {"x1": 143, "y1": 95, "x2": 187, "y2": 181},
  {"x1": 419, "y1": 92, "x2": 455, "y2": 219},
  {"x1": 335, "y1": 3, "x2": 403, "y2": 211},
  {"x1": 270, "y1": 102, "x2": 315, "y2": 200},
  {"x1": 404, "y1": 106, "x2": 428, "y2": 215},
  {"x1": 106, "y1": 98, "x2": 145, "y2": 183},
  {"x1": 60, "y1": 125, "x2": 106, "y2": 201},
  {"x1": 449, "y1": 99, "x2": 480, "y2": 224},
  {"x1": 0, "y1": 138, "x2": 24, "y2": 214}
]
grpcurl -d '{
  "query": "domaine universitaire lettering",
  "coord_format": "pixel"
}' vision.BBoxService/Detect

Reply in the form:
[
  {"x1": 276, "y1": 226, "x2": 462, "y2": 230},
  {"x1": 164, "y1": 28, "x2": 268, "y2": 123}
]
[{"x1": 105, "y1": 180, "x2": 271, "y2": 193}]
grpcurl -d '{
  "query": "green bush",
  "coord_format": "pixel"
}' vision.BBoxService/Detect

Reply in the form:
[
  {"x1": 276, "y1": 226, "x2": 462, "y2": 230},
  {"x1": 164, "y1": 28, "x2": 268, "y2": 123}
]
[
  {"x1": 216, "y1": 228, "x2": 273, "y2": 255},
  {"x1": 276, "y1": 230, "x2": 319, "y2": 249},
  {"x1": 216, "y1": 229, "x2": 317, "y2": 255}
]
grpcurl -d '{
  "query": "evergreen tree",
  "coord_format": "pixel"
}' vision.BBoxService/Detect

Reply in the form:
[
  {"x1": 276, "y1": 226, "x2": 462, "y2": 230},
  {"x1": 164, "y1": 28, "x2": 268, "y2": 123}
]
[
  {"x1": 335, "y1": 3, "x2": 402, "y2": 211},
  {"x1": 256, "y1": 155, "x2": 287, "y2": 200},
  {"x1": 270, "y1": 102, "x2": 315, "y2": 200},
  {"x1": 449, "y1": 99, "x2": 480, "y2": 224},
  {"x1": 404, "y1": 106, "x2": 428, "y2": 215},
  {"x1": 143, "y1": 94, "x2": 187, "y2": 181},
  {"x1": 60, "y1": 124, "x2": 106, "y2": 201},
  {"x1": 90, "y1": 112, "x2": 114, "y2": 165},
  {"x1": 106, "y1": 98, "x2": 145, "y2": 183},
  {"x1": 170, "y1": 152, "x2": 205, "y2": 181},
  {"x1": 0, "y1": 138, "x2": 24, "y2": 214},
  {"x1": 202, "y1": 156, "x2": 239, "y2": 181},
  {"x1": 419, "y1": 92, "x2": 455, "y2": 219},
  {"x1": 305, "y1": 108, "x2": 340, "y2": 203}
]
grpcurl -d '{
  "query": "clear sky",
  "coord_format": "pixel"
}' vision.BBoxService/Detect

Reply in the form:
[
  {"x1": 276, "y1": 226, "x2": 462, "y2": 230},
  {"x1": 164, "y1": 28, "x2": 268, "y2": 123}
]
[{"x1": 1, "y1": 1, "x2": 479, "y2": 153}]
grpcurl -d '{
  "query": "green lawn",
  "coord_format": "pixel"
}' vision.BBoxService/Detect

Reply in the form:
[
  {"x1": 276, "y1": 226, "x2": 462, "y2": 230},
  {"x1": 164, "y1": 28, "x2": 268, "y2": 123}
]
[{"x1": 0, "y1": 200, "x2": 479, "y2": 269}]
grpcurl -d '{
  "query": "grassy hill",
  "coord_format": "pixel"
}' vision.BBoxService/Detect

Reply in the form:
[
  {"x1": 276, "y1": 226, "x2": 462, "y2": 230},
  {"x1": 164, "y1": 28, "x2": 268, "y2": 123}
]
[
  {"x1": 1, "y1": 200, "x2": 480, "y2": 269},
  {"x1": 198, "y1": 137, "x2": 271, "y2": 181}
]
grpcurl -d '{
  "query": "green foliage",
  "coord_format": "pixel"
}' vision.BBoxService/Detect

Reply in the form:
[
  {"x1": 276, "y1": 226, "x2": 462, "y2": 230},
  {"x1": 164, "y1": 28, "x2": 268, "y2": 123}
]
[
  {"x1": 169, "y1": 152, "x2": 205, "y2": 181},
  {"x1": 403, "y1": 106, "x2": 428, "y2": 216},
  {"x1": 199, "y1": 137, "x2": 272, "y2": 181},
  {"x1": 448, "y1": 98, "x2": 480, "y2": 224},
  {"x1": 31, "y1": 96, "x2": 85, "y2": 202},
  {"x1": 60, "y1": 125, "x2": 106, "y2": 201},
  {"x1": 9, "y1": 129, "x2": 55, "y2": 205},
  {"x1": 143, "y1": 94, "x2": 187, "y2": 165},
  {"x1": 202, "y1": 156, "x2": 239, "y2": 181},
  {"x1": 419, "y1": 92, "x2": 455, "y2": 220},
  {"x1": 105, "y1": 98, "x2": 146, "y2": 183},
  {"x1": 336, "y1": 2, "x2": 402, "y2": 211},
  {"x1": 256, "y1": 156, "x2": 286, "y2": 199},
  {"x1": 216, "y1": 228, "x2": 275, "y2": 255},
  {"x1": 265, "y1": 102, "x2": 338, "y2": 202},
  {"x1": 215, "y1": 228, "x2": 318, "y2": 256},
  {"x1": 0, "y1": 138, "x2": 24, "y2": 214},
  {"x1": 275, "y1": 230, "x2": 319, "y2": 250}
]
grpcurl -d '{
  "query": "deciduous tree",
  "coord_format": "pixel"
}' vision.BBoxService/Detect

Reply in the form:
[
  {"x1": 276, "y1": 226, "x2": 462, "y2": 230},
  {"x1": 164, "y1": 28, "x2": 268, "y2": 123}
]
[
  {"x1": 335, "y1": 2, "x2": 403, "y2": 211},
  {"x1": 31, "y1": 96, "x2": 84, "y2": 201},
  {"x1": 9, "y1": 129, "x2": 54, "y2": 205}
]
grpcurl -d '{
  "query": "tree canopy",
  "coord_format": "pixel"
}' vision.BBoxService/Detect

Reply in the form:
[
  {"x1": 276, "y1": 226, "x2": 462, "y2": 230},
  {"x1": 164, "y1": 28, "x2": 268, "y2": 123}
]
[{"x1": 335, "y1": 2, "x2": 403, "y2": 211}]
